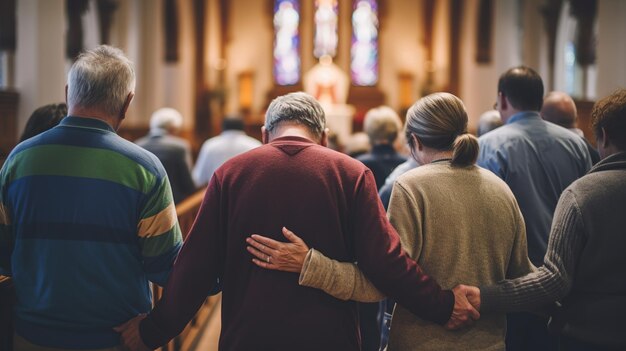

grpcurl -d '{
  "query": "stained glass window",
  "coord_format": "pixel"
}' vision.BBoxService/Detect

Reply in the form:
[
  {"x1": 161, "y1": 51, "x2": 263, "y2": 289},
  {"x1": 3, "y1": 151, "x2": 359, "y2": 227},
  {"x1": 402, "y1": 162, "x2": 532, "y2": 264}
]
[
  {"x1": 274, "y1": 0, "x2": 300, "y2": 85},
  {"x1": 314, "y1": 0, "x2": 338, "y2": 58},
  {"x1": 351, "y1": 0, "x2": 378, "y2": 86}
]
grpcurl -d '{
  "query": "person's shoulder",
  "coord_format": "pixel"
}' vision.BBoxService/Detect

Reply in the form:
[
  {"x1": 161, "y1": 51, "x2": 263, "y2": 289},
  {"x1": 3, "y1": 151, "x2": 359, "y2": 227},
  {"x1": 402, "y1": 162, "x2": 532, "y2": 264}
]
[
  {"x1": 108, "y1": 136, "x2": 169, "y2": 180},
  {"x1": 394, "y1": 163, "x2": 438, "y2": 186},
  {"x1": 355, "y1": 152, "x2": 374, "y2": 164},
  {"x1": 476, "y1": 166, "x2": 512, "y2": 191},
  {"x1": 547, "y1": 122, "x2": 589, "y2": 148},
  {"x1": 162, "y1": 135, "x2": 191, "y2": 149},
  {"x1": 479, "y1": 122, "x2": 522, "y2": 145}
]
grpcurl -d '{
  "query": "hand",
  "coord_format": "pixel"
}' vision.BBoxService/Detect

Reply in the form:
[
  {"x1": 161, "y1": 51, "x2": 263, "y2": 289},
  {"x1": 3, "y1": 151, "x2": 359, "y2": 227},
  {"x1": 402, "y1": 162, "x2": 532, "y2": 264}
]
[
  {"x1": 114, "y1": 314, "x2": 151, "y2": 351},
  {"x1": 444, "y1": 285, "x2": 481, "y2": 330},
  {"x1": 460, "y1": 284, "x2": 481, "y2": 311},
  {"x1": 246, "y1": 227, "x2": 309, "y2": 273}
]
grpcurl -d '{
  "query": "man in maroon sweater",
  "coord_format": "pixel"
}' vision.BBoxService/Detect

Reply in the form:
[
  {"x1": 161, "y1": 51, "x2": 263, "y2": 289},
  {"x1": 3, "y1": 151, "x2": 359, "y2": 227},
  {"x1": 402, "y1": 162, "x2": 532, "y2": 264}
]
[{"x1": 117, "y1": 93, "x2": 478, "y2": 350}]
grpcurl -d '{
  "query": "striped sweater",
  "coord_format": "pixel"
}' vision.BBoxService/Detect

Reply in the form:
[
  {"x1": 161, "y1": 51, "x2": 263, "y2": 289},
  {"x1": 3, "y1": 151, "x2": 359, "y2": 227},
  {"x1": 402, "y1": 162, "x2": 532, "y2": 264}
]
[{"x1": 0, "y1": 116, "x2": 182, "y2": 349}]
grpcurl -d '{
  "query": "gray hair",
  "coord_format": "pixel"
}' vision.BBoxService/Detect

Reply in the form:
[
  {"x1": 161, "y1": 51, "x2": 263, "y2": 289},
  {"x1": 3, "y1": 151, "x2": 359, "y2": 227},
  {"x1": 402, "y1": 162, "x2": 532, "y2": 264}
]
[
  {"x1": 150, "y1": 108, "x2": 183, "y2": 132},
  {"x1": 265, "y1": 92, "x2": 325, "y2": 138},
  {"x1": 477, "y1": 109, "x2": 503, "y2": 136},
  {"x1": 67, "y1": 45, "x2": 136, "y2": 117},
  {"x1": 363, "y1": 106, "x2": 402, "y2": 144}
]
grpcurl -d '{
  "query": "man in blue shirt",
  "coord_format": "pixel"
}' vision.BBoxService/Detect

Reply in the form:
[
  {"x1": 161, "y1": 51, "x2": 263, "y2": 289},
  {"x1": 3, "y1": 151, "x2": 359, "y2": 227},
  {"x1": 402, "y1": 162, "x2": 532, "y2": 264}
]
[{"x1": 477, "y1": 66, "x2": 591, "y2": 351}]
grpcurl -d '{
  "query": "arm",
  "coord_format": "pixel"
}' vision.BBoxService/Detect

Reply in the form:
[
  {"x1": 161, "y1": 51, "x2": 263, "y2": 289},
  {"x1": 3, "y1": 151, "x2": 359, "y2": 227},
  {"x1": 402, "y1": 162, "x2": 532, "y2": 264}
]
[
  {"x1": 246, "y1": 227, "x2": 385, "y2": 302},
  {"x1": 138, "y1": 174, "x2": 224, "y2": 348},
  {"x1": 480, "y1": 189, "x2": 585, "y2": 312},
  {"x1": 350, "y1": 170, "x2": 455, "y2": 325},
  {"x1": 0, "y1": 165, "x2": 12, "y2": 276},
  {"x1": 137, "y1": 176, "x2": 183, "y2": 286},
  {"x1": 387, "y1": 183, "x2": 422, "y2": 261},
  {"x1": 299, "y1": 248, "x2": 385, "y2": 302}
]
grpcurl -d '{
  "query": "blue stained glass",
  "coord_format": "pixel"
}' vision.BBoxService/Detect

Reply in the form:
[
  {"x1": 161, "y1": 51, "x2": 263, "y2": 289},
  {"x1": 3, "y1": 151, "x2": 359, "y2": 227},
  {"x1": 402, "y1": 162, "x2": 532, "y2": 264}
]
[
  {"x1": 351, "y1": 0, "x2": 378, "y2": 86},
  {"x1": 274, "y1": 0, "x2": 300, "y2": 85}
]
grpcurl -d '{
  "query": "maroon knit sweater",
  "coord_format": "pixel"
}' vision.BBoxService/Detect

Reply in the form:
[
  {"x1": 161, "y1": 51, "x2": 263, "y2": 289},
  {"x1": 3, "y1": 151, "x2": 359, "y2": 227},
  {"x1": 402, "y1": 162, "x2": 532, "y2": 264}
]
[{"x1": 140, "y1": 136, "x2": 454, "y2": 350}]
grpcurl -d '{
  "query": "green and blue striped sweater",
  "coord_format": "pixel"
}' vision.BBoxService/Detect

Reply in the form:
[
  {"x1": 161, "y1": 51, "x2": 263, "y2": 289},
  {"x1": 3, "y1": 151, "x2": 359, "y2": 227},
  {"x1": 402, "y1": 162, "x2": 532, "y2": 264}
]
[{"x1": 0, "y1": 116, "x2": 183, "y2": 349}]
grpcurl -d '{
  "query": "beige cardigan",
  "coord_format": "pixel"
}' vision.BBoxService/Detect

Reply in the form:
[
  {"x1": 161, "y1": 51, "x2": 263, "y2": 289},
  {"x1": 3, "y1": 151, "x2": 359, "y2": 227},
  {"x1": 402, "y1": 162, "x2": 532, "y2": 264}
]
[{"x1": 299, "y1": 162, "x2": 535, "y2": 351}]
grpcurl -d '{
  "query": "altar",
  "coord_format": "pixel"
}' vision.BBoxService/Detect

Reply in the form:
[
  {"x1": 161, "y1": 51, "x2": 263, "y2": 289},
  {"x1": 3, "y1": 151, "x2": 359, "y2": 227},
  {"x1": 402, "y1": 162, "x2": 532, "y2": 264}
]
[{"x1": 304, "y1": 55, "x2": 355, "y2": 144}]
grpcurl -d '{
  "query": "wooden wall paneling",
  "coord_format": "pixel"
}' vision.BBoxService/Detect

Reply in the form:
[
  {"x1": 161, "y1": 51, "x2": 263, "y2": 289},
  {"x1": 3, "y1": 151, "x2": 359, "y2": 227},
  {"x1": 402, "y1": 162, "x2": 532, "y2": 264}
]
[
  {"x1": 0, "y1": 90, "x2": 18, "y2": 166},
  {"x1": 448, "y1": 0, "x2": 462, "y2": 96}
]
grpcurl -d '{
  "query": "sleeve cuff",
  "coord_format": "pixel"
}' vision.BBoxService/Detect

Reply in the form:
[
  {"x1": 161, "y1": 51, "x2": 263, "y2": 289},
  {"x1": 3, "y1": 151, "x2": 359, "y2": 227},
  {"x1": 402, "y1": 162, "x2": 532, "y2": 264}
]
[
  {"x1": 298, "y1": 249, "x2": 332, "y2": 289},
  {"x1": 478, "y1": 285, "x2": 504, "y2": 313}
]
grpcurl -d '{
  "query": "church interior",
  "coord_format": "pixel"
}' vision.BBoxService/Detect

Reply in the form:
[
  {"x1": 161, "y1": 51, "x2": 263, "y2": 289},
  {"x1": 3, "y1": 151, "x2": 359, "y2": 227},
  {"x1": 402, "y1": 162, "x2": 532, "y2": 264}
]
[
  {"x1": 1, "y1": 0, "x2": 625, "y2": 160},
  {"x1": 1, "y1": 0, "x2": 626, "y2": 350}
]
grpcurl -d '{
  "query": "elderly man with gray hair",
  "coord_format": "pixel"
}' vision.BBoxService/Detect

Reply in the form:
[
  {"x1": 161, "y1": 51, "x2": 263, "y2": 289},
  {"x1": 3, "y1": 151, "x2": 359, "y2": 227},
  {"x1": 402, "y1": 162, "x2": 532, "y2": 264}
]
[
  {"x1": 541, "y1": 91, "x2": 601, "y2": 164},
  {"x1": 0, "y1": 45, "x2": 183, "y2": 350},
  {"x1": 116, "y1": 92, "x2": 478, "y2": 351},
  {"x1": 136, "y1": 108, "x2": 196, "y2": 203}
]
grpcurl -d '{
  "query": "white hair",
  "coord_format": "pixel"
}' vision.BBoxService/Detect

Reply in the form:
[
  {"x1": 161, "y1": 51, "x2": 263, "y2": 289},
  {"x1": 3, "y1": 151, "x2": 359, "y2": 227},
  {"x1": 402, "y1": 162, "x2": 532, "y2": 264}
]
[
  {"x1": 150, "y1": 108, "x2": 183, "y2": 132},
  {"x1": 265, "y1": 92, "x2": 325, "y2": 138},
  {"x1": 67, "y1": 45, "x2": 136, "y2": 117}
]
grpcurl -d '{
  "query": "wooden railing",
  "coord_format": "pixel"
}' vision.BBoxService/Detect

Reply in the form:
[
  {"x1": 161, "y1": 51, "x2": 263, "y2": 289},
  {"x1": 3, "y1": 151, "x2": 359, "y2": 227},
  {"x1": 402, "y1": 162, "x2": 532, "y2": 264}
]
[
  {"x1": 158, "y1": 189, "x2": 222, "y2": 351},
  {"x1": 0, "y1": 189, "x2": 221, "y2": 351}
]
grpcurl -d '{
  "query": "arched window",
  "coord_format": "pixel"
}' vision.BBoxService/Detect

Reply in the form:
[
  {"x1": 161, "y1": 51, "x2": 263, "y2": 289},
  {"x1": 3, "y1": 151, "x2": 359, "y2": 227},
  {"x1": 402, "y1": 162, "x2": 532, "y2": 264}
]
[
  {"x1": 273, "y1": 0, "x2": 301, "y2": 86},
  {"x1": 350, "y1": 0, "x2": 378, "y2": 86},
  {"x1": 314, "y1": 0, "x2": 339, "y2": 58}
]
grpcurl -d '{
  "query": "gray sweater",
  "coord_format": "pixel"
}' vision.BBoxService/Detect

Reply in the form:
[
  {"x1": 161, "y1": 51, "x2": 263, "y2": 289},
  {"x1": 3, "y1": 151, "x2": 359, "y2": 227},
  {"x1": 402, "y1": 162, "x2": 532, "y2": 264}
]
[{"x1": 480, "y1": 151, "x2": 626, "y2": 348}]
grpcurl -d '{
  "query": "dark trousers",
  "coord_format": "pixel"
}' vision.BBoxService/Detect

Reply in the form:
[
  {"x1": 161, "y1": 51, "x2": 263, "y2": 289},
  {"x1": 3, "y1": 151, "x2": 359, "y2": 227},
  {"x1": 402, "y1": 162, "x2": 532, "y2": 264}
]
[
  {"x1": 358, "y1": 302, "x2": 381, "y2": 351},
  {"x1": 559, "y1": 335, "x2": 623, "y2": 351},
  {"x1": 506, "y1": 312, "x2": 558, "y2": 351}
]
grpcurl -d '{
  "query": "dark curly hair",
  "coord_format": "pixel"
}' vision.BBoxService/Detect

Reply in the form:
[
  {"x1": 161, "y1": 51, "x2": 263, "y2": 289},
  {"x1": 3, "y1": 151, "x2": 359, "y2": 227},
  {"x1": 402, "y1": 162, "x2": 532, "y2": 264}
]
[{"x1": 19, "y1": 103, "x2": 67, "y2": 142}]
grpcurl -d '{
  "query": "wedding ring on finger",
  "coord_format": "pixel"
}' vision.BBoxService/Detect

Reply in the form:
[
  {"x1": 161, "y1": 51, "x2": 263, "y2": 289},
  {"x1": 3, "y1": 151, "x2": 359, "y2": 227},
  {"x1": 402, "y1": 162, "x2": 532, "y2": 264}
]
[{"x1": 267, "y1": 256, "x2": 271, "y2": 263}]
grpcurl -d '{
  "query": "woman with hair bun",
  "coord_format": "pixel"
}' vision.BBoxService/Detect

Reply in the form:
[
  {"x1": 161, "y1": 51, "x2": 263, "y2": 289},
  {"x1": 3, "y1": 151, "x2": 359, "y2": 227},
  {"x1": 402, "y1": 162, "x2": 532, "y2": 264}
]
[{"x1": 246, "y1": 93, "x2": 534, "y2": 350}]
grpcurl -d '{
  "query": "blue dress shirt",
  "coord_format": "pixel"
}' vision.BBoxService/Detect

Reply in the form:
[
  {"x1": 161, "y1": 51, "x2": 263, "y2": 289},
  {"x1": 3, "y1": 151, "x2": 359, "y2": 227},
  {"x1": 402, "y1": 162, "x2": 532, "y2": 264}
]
[{"x1": 478, "y1": 111, "x2": 592, "y2": 265}]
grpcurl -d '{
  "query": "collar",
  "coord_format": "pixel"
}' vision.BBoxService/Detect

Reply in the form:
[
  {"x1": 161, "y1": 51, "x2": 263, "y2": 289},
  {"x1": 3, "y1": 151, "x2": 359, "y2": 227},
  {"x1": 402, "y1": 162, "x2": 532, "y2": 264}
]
[
  {"x1": 270, "y1": 135, "x2": 317, "y2": 145},
  {"x1": 589, "y1": 151, "x2": 626, "y2": 174},
  {"x1": 506, "y1": 111, "x2": 541, "y2": 125},
  {"x1": 60, "y1": 116, "x2": 116, "y2": 133}
]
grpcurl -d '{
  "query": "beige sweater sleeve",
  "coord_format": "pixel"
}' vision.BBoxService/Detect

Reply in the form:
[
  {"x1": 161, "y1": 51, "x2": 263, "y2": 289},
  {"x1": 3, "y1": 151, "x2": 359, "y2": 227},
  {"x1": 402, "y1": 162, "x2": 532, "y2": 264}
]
[
  {"x1": 506, "y1": 201, "x2": 537, "y2": 278},
  {"x1": 298, "y1": 249, "x2": 386, "y2": 302},
  {"x1": 388, "y1": 182, "x2": 422, "y2": 260}
]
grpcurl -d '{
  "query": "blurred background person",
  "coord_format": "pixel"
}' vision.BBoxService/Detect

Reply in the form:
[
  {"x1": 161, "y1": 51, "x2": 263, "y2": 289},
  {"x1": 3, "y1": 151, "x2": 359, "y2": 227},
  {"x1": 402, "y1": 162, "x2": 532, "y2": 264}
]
[
  {"x1": 193, "y1": 115, "x2": 261, "y2": 187},
  {"x1": 477, "y1": 109, "x2": 503, "y2": 137},
  {"x1": 19, "y1": 103, "x2": 67, "y2": 143},
  {"x1": 541, "y1": 91, "x2": 601, "y2": 164},
  {"x1": 357, "y1": 106, "x2": 406, "y2": 190},
  {"x1": 136, "y1": 107, "x2": 196, "y2": 204}
]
